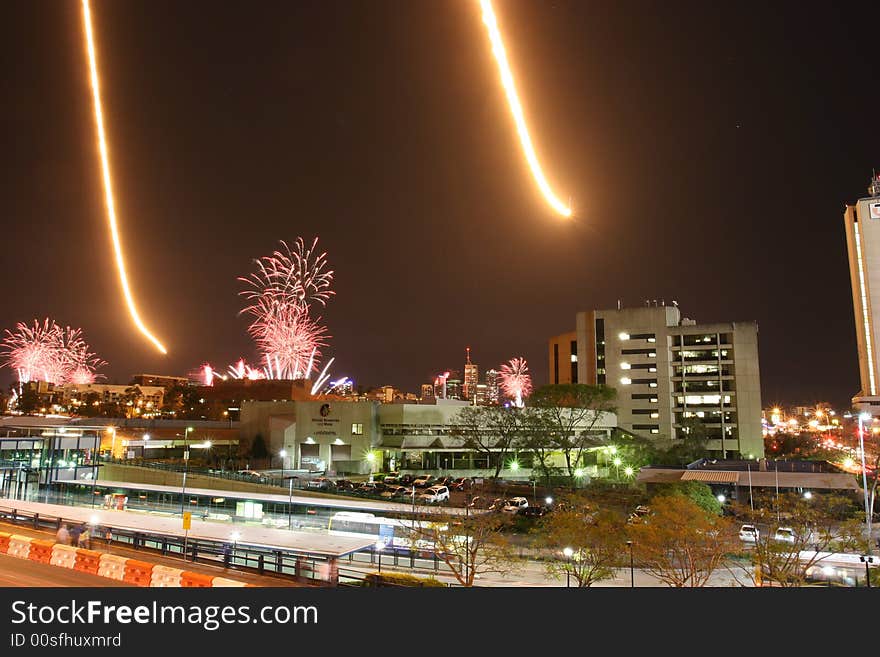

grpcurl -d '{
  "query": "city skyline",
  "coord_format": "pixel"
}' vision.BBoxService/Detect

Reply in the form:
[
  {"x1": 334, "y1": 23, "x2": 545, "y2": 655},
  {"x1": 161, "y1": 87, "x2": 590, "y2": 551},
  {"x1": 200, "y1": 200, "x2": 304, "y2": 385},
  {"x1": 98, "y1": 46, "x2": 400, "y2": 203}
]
[{"x1": 2, "y1": 1, "x2": 879, "y2": 408}]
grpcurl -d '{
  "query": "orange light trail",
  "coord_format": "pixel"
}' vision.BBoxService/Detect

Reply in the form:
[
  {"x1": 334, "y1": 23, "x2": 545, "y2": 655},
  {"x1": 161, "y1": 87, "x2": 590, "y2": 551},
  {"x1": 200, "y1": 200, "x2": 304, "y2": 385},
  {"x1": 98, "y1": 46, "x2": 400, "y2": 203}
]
[
  {"x1": 478, "y1": 0, "x2": 572, "y2": 218},
  {"x1": 81, "y1": 0, "x2": 167, "y2": 354}
]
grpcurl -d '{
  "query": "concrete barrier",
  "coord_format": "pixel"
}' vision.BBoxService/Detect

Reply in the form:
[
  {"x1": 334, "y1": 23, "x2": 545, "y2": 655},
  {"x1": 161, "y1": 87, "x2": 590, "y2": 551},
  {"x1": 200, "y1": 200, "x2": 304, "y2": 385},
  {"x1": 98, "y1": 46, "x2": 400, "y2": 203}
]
[
  {"x1": 150, "y1": 564, "x2": 184, "y2": 587},
  {"x1": 123, "y1": 559, "x2": 154, "y2": 587},
  {"x1": 73, "y1": 548, "x2": 102, "y2": 575},
  {"x1": 6, "y1": 535, "x2": 32, "y2": 560},
  {"x1": 0, "y1": 532, "x2": 11, "y2": 554},
  {"x1": 180, "y1": 571, "x2": 214, "y2": 587},
  {"x1": 27, "y1": 539, "x2": 55, "y2": 565},
  {"x1": 50, "y1": 544, "x2": 78, "y2": 569},
  {"x1": 211, "y1": 576, "x2": 249, "y2": 587},
  {"x1": 97, "y1": 553, "x2": 128, "y2": 581}
]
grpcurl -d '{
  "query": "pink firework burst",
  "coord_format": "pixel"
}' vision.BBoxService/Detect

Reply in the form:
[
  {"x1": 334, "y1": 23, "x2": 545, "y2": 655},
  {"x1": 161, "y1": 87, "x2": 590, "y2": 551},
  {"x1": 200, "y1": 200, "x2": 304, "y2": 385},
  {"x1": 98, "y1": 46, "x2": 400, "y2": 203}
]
[
  {"x1": 237, "y1": 237, "x2": 334, "y2": 381},
  {"x1": 1, "y1": 319, "x2": 105, "y2": 384},
  {"x1": 239, "y1": 237, "x2": 335, "y2": 317},
  {"x1": 499, "y1": 357, "x2": 532, "y2": 407},
  {"x1": 247, "y1": 301, "x2": 328, "y2": 379}
]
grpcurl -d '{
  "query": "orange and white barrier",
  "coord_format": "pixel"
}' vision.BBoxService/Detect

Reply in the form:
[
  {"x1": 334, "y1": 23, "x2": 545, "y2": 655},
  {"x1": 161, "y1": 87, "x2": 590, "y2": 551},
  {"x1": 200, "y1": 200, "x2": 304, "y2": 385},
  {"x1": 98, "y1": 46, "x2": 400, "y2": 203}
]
[
  {"x1": 0, "y1": 530, "x2": 251, "y2": 587},
  {"x1": 27, "y1": 539, "x2": 55, "y2": 565},
  {"x1": 97, "y1": 553, "x2": 128, "y2": 581},
  {"x1": 6, "y1": 535, "x2": 32, "y2": 560},
  {"x1": 149, "y1": 564, "x2": 184, "y2": 587},
  {"x1": 122, "y1": 559, "x2": 153, "y2": 587},
  {"x1": 50, "y1": 544, "x2": 79, "y2": 569},
  {"x1": 211, "y1": 576, "x2": 249, "y2": 587}
]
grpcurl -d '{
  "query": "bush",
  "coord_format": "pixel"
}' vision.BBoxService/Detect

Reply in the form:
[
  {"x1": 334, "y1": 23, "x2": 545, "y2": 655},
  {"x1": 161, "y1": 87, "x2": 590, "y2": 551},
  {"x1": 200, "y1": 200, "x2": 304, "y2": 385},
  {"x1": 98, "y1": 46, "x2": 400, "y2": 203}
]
[{"x1": 364, "y1": 572, "x2": 446, "y2": 587}]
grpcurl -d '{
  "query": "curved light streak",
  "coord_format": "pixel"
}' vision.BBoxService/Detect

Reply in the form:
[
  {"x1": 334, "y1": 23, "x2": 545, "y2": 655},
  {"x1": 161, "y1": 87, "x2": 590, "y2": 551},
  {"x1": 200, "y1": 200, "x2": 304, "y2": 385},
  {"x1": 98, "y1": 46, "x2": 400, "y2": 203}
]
[
  {"x1": 82, "y1": 0, "x2": 167, "y2": 354},
  {"x1": 478, "y1": 0, "x2": 572, "y2": 218}
]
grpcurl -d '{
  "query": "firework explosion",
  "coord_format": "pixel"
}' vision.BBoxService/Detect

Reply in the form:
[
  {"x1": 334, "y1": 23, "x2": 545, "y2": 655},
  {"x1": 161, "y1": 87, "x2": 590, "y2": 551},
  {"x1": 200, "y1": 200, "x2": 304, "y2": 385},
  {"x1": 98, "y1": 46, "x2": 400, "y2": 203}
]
[
  {"x1": 1, "y1": 319, "x2": 106, "y2": 385},
  {"x1": 499, "y1": 357, "x2": 532, "y2": 407},
  {"x1": 200, "y1": 237, "x2": 338, "y2": 389}
]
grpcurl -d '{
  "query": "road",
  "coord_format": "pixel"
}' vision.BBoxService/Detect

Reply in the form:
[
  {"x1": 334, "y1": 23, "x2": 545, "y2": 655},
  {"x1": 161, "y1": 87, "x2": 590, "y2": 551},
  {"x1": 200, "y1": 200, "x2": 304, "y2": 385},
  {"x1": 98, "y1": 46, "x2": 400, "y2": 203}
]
[{"x1": 0, "y1": 553, "x2": 131, "y2": 587}]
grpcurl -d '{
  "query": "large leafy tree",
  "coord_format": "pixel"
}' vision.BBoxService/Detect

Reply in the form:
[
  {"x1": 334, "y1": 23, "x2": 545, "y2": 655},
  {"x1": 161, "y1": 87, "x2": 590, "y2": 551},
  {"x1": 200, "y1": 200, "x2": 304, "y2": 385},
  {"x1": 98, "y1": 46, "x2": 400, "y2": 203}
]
[
  {"x1": 525, "y1": 384, "x2": 617, "y2": 487},
  {"x1": 627, "y1": 494, "x2": 740, "y2": 587},
  {"x1": 534, "y1": 496, "x2": 627, "y2": 587},
  {"x1": 450, "y1": 405, "x2": 522, "y2": 478},
  {"x1": 407, "y1": 511, "x2": 521, "y2": 587}
]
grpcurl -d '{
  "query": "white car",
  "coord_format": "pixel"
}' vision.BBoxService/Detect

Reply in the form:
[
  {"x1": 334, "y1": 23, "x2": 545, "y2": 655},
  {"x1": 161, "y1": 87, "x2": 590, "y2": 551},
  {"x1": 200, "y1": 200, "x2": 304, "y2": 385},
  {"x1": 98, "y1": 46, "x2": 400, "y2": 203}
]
[
  {"x1": 418, "y1": 485, "x2": 450, "y2": 503},
  {"x1": 502, "y1": 497, "x2": 529, "y2": 514},
  {"x1": 774, "y1": 527, "x2": 796, "y2": 544},
  {"x1": 739, "y1": 524, "x2": 760, "y2": 543}
]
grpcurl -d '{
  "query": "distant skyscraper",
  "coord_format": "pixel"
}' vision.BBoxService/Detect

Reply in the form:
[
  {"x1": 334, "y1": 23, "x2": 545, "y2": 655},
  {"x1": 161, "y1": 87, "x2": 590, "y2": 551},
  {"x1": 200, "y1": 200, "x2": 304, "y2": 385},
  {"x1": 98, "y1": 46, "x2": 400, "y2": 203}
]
[
  {"x1": 484, "y1": 368, "x2": 501, "y2": 405},
  {"x1": 844, "y1": 173, "x2": 880, "y2": 411},
  {"x1": 420, "y1": 383, "x2": 435, "y2": 401},
  {"x1": 463, "y1": 347, "x2": 479, "y2": 401}
]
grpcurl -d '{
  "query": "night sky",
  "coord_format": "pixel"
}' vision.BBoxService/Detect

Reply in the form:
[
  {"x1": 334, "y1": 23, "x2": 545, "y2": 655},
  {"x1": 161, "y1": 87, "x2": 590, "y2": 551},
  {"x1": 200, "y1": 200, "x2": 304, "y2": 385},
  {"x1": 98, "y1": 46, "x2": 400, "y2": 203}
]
[{"x1": 2, "y1": 1, "x2": 879, "y2": 408}]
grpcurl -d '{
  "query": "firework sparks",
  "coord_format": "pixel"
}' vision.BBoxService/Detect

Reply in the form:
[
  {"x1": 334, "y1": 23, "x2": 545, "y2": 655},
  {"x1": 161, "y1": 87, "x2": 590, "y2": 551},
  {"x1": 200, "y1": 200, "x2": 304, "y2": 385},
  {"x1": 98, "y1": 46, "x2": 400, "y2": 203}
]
[
  {"x1": 1, "y1": 319, "x2": 106, "y2": 385},
  {"x1": 499, "y1": 357, "x2": 532, "y2": 407},
  {"x1": 81, "y1": 0, "x2": 167, "y2": 354},
  {"x1": 478, "y1": 0, "x2": 572, "y2": 218}
]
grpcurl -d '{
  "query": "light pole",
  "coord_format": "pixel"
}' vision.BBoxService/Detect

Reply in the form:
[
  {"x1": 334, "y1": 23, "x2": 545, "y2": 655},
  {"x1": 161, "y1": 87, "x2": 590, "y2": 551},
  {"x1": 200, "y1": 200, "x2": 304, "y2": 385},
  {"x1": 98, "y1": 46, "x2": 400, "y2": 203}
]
[
  {"x1": 375, "y1": 540, "x2": 385, "y2": 573},
  {"x1": 613, "y1": 457, "x2": 622, "y2": 481},
  {"x1": 279, "y1": 449, "x2": 287, "y2": 486},
  {"x1": 860, "y1": 554, "x2": 874, "y2": 588},
  {"x1": 563, "y1": 546, "x2": 574, "y2": 587},
  {"x1": 286, "y1": 475, "x2": 294, "y2": 530},
  {"x1": 858, "y1": 412, "x2": 873, "y2": 552},
  {"x1": 626, "y1": 540, "x2": 634, "y2": 587},
  {"x1": 179, "y1": 426, "x2": 192, "y2": 516}
]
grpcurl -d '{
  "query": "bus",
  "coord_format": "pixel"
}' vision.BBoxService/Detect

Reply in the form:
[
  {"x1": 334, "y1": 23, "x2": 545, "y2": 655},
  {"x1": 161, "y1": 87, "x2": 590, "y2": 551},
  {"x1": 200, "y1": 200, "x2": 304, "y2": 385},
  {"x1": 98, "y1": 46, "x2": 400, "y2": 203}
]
[{"x1": 327, "y1": 511, "x2": 447, "y2": 551}]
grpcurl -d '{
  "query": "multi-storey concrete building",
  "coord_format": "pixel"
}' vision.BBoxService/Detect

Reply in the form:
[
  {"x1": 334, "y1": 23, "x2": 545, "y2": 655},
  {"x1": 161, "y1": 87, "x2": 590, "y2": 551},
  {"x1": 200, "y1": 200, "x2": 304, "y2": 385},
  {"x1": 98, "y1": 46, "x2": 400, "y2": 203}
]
[
  {"x1": 463, "y1": 347, "x2": 479, "y2": 401},
  {"x1": 843, "y1": 173, "x2": 880, "y2": 412},
  {"x1": 549, "y1": 303, "x2": 763, "y2": 458}
]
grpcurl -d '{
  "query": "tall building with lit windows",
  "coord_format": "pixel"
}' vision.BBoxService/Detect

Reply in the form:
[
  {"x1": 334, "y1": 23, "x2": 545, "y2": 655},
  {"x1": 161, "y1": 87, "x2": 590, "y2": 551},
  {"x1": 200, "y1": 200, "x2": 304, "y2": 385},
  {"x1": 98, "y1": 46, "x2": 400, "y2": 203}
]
[
  {"x1": 549, "y1": 303, "x2": 763, "y2": 458},
  {"x1": 843, "y1": 173, "x2": 880, "y2": 412},
  {"x1": 463, "y1": 347, "x2": 479, "y2": 401}
]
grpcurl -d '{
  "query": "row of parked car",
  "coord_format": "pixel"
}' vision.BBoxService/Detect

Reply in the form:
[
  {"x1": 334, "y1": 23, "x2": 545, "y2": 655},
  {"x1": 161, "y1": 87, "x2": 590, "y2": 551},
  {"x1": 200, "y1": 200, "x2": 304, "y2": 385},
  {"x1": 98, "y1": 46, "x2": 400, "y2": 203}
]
[
  {"x1": 305, "y1": 476, "x2": 453, "y2": 503},
  {"x1": 738, "y1": 524, "x2": 797, "y2": 544}
]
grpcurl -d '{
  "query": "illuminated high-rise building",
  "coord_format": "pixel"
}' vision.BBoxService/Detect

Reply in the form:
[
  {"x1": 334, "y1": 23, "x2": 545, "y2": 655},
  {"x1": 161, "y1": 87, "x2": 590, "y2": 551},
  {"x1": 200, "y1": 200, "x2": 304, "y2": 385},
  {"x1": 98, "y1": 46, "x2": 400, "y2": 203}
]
[
  {"x1": 463, "y1": 347, "x2": 479, "y2": 401},
  {"x1": 843, "y1": 173, "x2": 880, "y2": 412},
  {"x1": 484, "y1": 368, "x2": 501, "y2": 405}
]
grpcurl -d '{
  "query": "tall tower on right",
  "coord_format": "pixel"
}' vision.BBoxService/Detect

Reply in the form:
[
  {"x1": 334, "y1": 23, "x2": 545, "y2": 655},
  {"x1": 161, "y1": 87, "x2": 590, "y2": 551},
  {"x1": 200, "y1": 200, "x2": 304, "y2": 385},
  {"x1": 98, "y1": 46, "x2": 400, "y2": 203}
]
[{"x1": 843, "y1": 173, "x2": 880, "y2": 412}]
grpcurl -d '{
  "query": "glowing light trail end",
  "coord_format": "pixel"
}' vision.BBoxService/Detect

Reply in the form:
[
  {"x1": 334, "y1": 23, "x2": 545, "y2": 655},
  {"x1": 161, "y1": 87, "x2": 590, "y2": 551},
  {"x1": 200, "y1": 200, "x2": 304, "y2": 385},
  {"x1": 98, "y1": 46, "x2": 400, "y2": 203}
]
[
  {"x1": 478, "y1": 0, "x2": 572, "y2": 218},
  {"x1": 82, "y1": 0, "x2": 167, "y2": 354}
]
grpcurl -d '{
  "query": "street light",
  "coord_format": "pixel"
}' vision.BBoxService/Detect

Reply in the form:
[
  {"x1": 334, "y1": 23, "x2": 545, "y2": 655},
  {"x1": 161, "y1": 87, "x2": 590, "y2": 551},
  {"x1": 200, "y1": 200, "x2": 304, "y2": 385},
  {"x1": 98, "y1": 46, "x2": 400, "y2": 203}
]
[
  {"x1": 545, "y1": 496, "x2": 553, "y2": 506},
  {"x1": 613, "y1": 457, "x2": 622, "y2": 480},
  {"x1": 717, "y1": 494, "x2": 726, "y2": 504},
  {"x1": 858, "y1": 412, "x2": 873, "y2": 552},
  {"x1": 279, "y1": 449, "x2": 287, "y2": 484},
  {"x1": 562, "y1": 547, "x2": 574, "y2": 587},
  {"x1": 860, "y1": 554, "x2": 875, "y2": 588},
  {"x1": 179, "y1": 426, "x2": 193, "y2": 516},
  {"x1": 625, "y1": 540, "x2": 635, "y2": 588},
  {"x1": 376, "y1": 539, "x2": 385, "y2": 573}
]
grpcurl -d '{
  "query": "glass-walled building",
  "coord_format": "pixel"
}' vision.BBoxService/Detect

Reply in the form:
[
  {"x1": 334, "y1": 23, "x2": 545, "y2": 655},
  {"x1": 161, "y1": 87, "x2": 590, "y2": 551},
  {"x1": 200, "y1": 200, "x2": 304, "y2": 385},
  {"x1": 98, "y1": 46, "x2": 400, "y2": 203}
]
[{"x1": 0, "y1": 422, "x2": 101, "y2": 501}]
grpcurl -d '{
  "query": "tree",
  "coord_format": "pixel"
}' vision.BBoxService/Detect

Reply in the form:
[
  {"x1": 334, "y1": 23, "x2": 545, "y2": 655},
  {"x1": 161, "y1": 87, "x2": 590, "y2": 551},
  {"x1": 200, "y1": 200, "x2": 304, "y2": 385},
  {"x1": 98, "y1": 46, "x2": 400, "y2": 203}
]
[
  {"x1": 527, "y1": 384, "x2": 618, "y2": 486},
  {"x1": 627, "y1": 494, "x2": 740, "y2": 587},
  {"x1": 534, "y1": 496, "x2": 627, "y2": 587},
  {"x1": 655, "y1": 417, "x2": 711, "y2": 466},
  {"x1": 250, "y1": 433, "x2": 269, "y2": 460},
  {"x1": 450, "y1": 405, "x2": 521, "y2": 478},
  {"x1": 653, "y1": 481, "x2": 722, "y2": 515},
  {"x1": 740, "y1": 492, "x2": 861, "y2": 587},
  {"x1": 407, "y1": 511, "x2": 521, "y2": 587}
]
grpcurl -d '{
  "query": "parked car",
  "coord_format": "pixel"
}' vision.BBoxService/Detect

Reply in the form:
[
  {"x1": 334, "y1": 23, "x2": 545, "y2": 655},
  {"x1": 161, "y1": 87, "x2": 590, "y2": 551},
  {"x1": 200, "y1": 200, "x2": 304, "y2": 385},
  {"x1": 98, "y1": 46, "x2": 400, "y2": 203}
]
[
  {"x1": 774, "y1": 527, "x2": 796, "y2": 544},
  {"x1": 334, "y1": 479, "x2": 356, "y2": 491},
  {"x1": 398, "y1": 474, "x2": 416, "y2": 486},
  {"x1": 488, "y1": 498, "x2": 509, "y2": 512},
  {"x1": 418, "y1": 485, "x2": 450, "y2": 504},
  {"x1": 739, "y1": 524, "x2": 760, "y2": 543},
  {"x1": 237, "y1": 470, "x2": 267, "y2": 482},
  {"x1": 355, "y1": 481, "x2": 385, "y2": 495},
  {"x1": 450, "y1": 477, "x2": 473, "y2": 492},
  {"x1": 502, "y1": 497, "x2": 529, "y2": 514},
  {"x1": 518, "y1": 505, "x2": 550, "y2": 518},
  {"x1": 467, "y1": 495, "x2": 487, "y2": 509},
  {"x1": 306, "y1": 477, "x2": 336, "y2": 490},
  {"x1": 413, "y1": 474, "x2": 435, "y2": 488},
  {"x1": 435, "y1": 476, "x2": 456, "y2": 488},
  {"x1": 381, "y1": 485, "x2": 411, "y2": 499},
  {"x1": 382, "y1": 476, "x2": 400, "y2": 486}
]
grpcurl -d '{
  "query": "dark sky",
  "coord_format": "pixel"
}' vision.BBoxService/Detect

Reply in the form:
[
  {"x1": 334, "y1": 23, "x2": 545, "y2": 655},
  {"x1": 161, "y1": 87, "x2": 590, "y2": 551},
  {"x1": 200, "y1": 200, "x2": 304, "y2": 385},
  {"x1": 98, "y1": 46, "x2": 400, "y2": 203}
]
[{"x1": 2, "y1": 0, "x2": 879, "y2": 408}]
